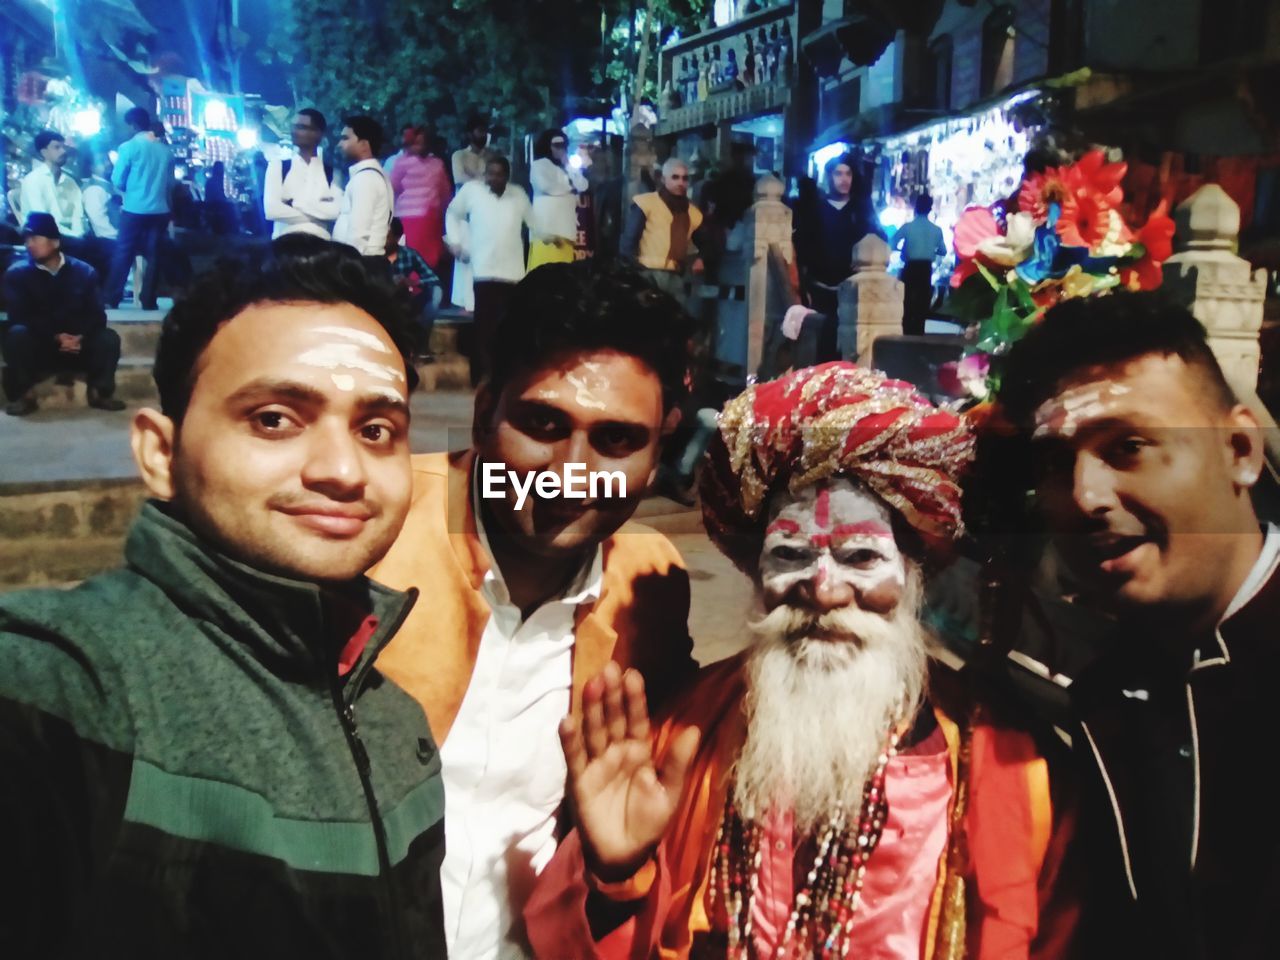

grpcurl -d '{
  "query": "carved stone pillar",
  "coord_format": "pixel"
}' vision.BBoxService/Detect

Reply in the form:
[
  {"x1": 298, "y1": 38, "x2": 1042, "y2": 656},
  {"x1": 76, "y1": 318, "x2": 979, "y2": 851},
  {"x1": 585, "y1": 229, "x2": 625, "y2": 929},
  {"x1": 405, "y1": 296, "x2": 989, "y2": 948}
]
[
  {"x1": 837, "y1": 235, "x2": 904, "y2": 362},
  {"x1": 743, "y1": 174, "x2": 794, "y2": 377},
  {"x1": 1162, "y1": 184, "x2": 1268, "y2": 391}
]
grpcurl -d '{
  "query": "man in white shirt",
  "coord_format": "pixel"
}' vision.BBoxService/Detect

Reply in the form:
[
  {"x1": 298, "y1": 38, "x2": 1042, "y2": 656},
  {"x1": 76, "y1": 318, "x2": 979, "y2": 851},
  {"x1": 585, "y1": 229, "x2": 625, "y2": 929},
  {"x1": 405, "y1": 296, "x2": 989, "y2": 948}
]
[
  {"x1": 445, "y1": 155, "x2": 534, "y2": 385},
  {"x1": 892, "y1": 193, "x2": 946, "y2": 336},
  {"x1": 263, "y1": 109, "x2": 342, "y2": 239},
  {"x1": 20, "y1": 130, "x2": 87, "y2": 241},
  {"x1": 368, "y1": 259, "x2": 698, "y2": 960},
  {"x1": 333, "y1": 115, "x2": 393, "y2": 256},
  {"x1": 449, "y1": 115, "x2": 492, "y2": 312},
  {"x1": 81, "y1": 157, "x2": 118, "y2": 241}
]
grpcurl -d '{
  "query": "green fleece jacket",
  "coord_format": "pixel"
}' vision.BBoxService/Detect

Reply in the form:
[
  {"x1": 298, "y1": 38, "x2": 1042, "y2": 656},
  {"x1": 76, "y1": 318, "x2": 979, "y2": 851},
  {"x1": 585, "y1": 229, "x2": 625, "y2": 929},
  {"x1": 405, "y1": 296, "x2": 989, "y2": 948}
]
[{"x1": 0, "y1": 502, "x2": 446, "y2": 958}]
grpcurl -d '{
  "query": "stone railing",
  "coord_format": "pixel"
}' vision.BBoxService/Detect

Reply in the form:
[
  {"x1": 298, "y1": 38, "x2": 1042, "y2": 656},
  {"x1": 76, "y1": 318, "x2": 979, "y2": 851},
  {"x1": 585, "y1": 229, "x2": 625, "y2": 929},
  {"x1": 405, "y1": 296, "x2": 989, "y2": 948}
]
[
  {"x1": 838, "y1": 235, "x2": 904, "y2": 361},
  {"x1": 1162, "y1": 183, "x2": 1268, "y2": 391}
]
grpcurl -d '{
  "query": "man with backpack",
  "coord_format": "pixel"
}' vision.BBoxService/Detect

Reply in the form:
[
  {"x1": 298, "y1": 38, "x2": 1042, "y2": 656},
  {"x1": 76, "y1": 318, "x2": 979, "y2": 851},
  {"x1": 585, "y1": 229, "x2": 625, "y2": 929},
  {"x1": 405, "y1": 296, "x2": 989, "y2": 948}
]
[{"x1": 264, "y1": 108, "x2": 342, "y2": 240}]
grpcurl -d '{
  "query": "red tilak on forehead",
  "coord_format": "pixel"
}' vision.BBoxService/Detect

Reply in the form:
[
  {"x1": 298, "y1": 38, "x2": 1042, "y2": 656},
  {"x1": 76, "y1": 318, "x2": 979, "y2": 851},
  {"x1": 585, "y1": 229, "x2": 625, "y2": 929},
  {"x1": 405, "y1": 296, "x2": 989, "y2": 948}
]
[
  {"x1": 808, "y1": 521, "x2": 894, "y2": 549},
  {"x1": 815, "y1": 485, "x2": 830, "y2": 531}
]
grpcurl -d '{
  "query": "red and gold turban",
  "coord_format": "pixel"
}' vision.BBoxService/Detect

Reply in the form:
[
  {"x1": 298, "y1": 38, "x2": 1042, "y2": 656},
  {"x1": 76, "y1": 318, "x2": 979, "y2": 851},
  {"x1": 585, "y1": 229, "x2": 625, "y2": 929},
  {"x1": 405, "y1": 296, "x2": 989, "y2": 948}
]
[{"x1": 699, "y1": 363, "x2": 974, "y2": 571}]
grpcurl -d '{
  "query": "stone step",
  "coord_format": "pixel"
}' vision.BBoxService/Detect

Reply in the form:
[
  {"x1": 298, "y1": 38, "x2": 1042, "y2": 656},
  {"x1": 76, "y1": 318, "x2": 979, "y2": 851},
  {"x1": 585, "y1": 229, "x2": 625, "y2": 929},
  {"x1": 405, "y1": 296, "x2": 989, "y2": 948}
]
[
  {"x1": 5, "y1": 324, "x2": 472, "y2": 406},
  {"x1": 106, "y1": 317, "x2": 465, "y2": 362},
  {"x1": 0, "y1": 480, "x2": 145, "y2": 588},
  {"x1": 22, "y1": 359, "x2": 155, "y2": 411}
]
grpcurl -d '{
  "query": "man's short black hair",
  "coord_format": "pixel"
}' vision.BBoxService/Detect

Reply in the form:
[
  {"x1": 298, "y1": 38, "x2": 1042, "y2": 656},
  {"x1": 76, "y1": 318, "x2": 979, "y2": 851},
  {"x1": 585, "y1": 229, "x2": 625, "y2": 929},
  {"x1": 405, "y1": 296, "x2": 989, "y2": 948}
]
[
  {"x1": 486, "y1": 155, "x2": 510, "y2": 176},
  {"x1": 487, "y1": 259, "x2": 692, "y2": 413},
  {"x1": 342, "y1": 115, "x2": 384, "y2": 156},
  {"x1": 298, "y1": 107, "x2": 327, "y2": 132},
  {"x1": 465, "y1": 114, "x2": 489, "y2": 132},
  {"x1": 34, "y1": 129, "x2": 64, "y2": 154},
  {"x1": 389, "y1": 217, "x2": 404, "y2": 238},
  {"x1": 998, "y1": 290, "x2": 1236, "y2": 431},
  {"x1": 124, "y1": 107, "x2": 151, "y2": 132},
  {"x1": 154, "y1": 236, "x2": 418, "y2": 422},
  {"x1": 915, "y1": 193, "x2": 933, "y2": 216}
]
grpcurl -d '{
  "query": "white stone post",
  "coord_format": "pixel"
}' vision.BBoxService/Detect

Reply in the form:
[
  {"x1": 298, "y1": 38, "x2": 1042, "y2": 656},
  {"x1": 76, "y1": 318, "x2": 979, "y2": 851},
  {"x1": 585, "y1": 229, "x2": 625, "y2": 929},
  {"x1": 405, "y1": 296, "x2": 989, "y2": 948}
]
[
  {"x1": 743, "y1": 174, "x2": 794, "y2": 376},
  {"x1": 1162, "y1": 184, "x2": 1267, "y2": 391},
  {"x1": 837, "y1": 235, "x2": 904, "y2": 362}
]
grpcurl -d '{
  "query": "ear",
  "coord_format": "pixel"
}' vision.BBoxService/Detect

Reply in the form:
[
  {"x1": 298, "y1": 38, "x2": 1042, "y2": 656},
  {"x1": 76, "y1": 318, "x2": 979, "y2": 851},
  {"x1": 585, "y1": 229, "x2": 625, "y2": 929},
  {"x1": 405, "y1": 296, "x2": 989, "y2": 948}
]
[
  {"x1": 130, "y1": 407, "x2": 178, "y2": 500},
  {"x1": 471, "y1": 382, "x2": 498, "y2": 450},
  {"x1": 1225, "y1": 404, "x2": 1266, "y2": 490}
]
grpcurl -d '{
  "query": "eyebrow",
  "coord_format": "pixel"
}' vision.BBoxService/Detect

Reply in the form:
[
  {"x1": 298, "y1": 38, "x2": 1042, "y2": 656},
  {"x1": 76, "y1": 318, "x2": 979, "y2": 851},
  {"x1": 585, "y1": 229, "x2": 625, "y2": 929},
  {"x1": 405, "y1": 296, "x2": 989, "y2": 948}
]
[
  {"x1": 512, "y1": 398, "x2": 651, "y2": 432},
  {"x1": 224, "y1": 378, "x2": 410, "y2": 417}
]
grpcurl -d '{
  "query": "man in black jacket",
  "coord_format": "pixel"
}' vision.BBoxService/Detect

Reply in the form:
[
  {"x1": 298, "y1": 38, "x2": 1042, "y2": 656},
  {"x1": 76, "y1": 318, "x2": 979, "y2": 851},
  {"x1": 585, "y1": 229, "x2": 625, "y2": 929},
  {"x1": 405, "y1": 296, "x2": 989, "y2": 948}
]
[
  {"x1": 0, "y1": 237, "x2": 447, "y2": 957},
  {"x1": 2, "y1": 212, "x2": 124, "y2": 415},
  {"x1": 997, "y1": 291, "x2": 1275, "y2": 959}
]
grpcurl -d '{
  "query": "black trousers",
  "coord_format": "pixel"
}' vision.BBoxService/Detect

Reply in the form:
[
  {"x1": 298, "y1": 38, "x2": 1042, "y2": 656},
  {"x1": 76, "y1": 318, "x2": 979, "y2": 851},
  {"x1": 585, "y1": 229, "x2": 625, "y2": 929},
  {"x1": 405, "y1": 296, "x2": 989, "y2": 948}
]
[
  {"x1": 1, "y1": 324, "x2": 121, "y2": 400},
  {"x1": 105, "y1": 212, "x2": 169, "y2": 308},
  {"x1": 901, "y1": 260, "x2": 934, "y2": 337},
  {"x1": 471, "y1": 280, "x2": 515, "y2": 387}
]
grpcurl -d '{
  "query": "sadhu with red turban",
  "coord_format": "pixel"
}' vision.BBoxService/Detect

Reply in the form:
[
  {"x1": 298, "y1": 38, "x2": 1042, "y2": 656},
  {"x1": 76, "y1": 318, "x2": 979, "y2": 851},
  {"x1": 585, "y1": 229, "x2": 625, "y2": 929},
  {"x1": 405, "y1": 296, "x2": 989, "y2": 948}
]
[
  {"x1": 526, "y1": 362, "x2": 1078, "y2": 960},
  {"x1": 700, "y1": 362, "x2": 975, "y2": 571}
]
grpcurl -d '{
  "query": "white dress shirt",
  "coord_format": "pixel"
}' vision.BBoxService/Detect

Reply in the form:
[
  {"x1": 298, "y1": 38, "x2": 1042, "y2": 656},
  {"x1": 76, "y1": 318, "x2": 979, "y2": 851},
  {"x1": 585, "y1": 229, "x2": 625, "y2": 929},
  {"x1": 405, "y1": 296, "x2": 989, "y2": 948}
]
[
  {"x1": 82, "y1": 178, "x2": 117, "y2": 239},
  {"x1": 20, "y1": 164, "x2": 86, "y2": 238},
  {"x1": 529, "y1": 157, "x2": 588, "y2": 243},
  {"x1": 445, "y1": 181, "x2": 534, "y2": 283},
  {"x1": 439, "y1": 481, "x2": 603, "y2": 959},
  {"x1": 264, "y1": 152, "x2": 342, "y2": 239},
  {"x1": 333, "y1": 159, "x2": 394, "y2": 256}
]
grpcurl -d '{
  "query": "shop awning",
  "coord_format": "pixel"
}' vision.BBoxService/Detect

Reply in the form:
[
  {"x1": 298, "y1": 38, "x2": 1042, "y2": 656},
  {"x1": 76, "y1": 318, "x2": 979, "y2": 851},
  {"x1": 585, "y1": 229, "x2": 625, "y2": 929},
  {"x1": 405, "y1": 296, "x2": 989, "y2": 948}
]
[{"x1": 801, "y1": 0, "x2": 945, "y2": 75}]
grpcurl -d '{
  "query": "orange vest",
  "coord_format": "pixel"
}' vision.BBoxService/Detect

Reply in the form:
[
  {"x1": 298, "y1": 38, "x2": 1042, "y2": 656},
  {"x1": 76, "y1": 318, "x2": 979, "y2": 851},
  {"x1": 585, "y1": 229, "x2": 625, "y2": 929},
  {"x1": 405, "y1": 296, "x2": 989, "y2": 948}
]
[
  {"x1": 634, "y1": 191, "x2": 704, "y2": 272},
  {"x1": 368, "y1": 450, "x2": 697, "y2": 743}
]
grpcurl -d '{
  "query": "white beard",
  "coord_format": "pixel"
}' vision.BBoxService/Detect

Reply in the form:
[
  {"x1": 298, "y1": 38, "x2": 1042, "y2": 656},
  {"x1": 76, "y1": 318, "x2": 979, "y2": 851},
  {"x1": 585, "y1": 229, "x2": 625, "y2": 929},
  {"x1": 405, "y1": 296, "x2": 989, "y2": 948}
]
[{"x1": 732, "y1": 567, "x2": 930, "y2": 836}]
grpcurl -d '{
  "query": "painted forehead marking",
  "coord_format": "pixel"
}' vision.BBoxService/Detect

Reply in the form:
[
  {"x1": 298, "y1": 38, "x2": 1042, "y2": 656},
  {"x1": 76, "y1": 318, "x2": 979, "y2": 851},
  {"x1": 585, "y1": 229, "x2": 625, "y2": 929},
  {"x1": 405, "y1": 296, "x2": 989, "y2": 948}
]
[
  {"x1": 311, "y1": 325, "x2": 392, "y2": 354},
  {"x1": 1034, "y1": 381, "x2": 1132, "y2": 439}
]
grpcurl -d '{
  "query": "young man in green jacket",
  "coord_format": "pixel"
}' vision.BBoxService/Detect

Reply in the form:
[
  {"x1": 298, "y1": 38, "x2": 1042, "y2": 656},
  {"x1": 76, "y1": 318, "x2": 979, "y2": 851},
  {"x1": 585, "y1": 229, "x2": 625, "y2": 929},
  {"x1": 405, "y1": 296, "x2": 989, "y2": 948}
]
[{"x1": 0, "y1": 237, "x2": 447, "y2": 957}]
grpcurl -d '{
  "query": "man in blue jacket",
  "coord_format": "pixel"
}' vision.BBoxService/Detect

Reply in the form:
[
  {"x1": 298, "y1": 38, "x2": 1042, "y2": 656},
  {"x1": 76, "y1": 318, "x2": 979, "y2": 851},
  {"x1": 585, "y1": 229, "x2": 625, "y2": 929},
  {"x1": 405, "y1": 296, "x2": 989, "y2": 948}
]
[
  {"x1": 104, "y1": 106, "x2": 174, "y2": 310},
  {"x1": 2, "y1": 212, "x2": 123, "y2": 415}
]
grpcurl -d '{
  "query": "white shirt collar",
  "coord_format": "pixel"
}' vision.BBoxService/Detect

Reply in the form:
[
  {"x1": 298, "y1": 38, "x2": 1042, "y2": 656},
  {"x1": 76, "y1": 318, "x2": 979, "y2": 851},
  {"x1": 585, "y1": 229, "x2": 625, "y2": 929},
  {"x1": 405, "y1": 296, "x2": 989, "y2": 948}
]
[
  {"x1": 1222, "y1": 523, "x2": 1280, "y2": 623},
  {"x1": 350, "y1": 158, "x2": 382, "y2": 173},
  {"x1": 35, "y1": 252, "x2": 66, "y2": 275},
  {"x1": 470, "y1": 462, "x2": 604, "y2": 612}
]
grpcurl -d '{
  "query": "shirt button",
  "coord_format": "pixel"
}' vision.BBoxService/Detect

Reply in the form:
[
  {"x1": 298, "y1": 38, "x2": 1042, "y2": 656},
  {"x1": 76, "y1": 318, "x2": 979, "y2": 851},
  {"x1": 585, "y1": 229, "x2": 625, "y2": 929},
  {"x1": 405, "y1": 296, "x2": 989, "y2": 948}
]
[
  {"x1": 1178, "y1": 744, "x2": 1193, "y2": 759},
  {"x1": 775, "y1": 840, "x2": 786, "y2": 852}
]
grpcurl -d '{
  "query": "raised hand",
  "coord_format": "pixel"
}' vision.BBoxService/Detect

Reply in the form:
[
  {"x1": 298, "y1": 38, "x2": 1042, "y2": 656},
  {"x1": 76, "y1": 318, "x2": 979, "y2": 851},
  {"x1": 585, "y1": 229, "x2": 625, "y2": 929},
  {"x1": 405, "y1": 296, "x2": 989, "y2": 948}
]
[{"x1": 560, "y1": 662, "x2": 700, "y2": 883}]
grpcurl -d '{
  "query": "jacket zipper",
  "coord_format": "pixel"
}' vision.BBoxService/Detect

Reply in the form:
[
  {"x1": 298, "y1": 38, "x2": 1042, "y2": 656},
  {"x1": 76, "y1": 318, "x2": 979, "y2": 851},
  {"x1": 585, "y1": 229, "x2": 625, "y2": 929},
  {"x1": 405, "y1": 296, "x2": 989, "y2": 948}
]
[{"x1": 332, "y1": 677, "x2": 406, "y2": 960}]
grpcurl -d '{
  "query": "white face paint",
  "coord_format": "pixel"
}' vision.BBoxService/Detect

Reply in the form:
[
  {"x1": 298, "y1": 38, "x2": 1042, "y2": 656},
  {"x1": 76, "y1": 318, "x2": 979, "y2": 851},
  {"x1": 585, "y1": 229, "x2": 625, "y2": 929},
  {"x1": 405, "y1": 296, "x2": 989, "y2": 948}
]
[
  {"x1": 295, "y1": 341, "x2": 406, "y2": 384},
  {"x1": 331, "y1": 373, "x2": 355, "y2": 392},
  {"x1": 759, "y1": 479, "x2": 906, "y2": 614},
  {"x1": 311, "y1": 325, "x2": 393, "y2": 353},
  {"x1": 1033, "y1": 381, "x2": 1132, "y2": 439},
  {"x1": 564, "y1": 371, "x2": 608, "y2": 411}
]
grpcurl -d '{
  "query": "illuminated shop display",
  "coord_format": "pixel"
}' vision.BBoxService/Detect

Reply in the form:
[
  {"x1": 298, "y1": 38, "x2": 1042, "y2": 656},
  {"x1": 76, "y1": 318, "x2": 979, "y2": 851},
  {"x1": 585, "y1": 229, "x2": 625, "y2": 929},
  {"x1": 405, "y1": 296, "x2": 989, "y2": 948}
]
[{"x1": 810, "y1": 89, "x2": 1049, "y2": 283}]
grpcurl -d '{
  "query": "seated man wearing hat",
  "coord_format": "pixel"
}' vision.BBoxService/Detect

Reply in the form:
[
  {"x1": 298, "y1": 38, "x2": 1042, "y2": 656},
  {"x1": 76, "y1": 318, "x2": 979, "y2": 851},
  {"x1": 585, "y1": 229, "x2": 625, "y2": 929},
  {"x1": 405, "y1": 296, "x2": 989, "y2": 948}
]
[
  {"x1": 527, "y1": 363, "x2": 1077, "y2": 959},
  {"x1": 2, "y1": 212, "x2": 124, "y2": 416}
]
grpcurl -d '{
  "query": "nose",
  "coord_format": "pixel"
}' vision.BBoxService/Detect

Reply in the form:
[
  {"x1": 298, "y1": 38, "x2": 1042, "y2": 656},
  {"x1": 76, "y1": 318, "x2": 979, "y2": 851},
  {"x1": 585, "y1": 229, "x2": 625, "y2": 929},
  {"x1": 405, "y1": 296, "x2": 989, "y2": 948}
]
[
  {"x1": 300, "y1": 420, "x2": 368, "y2": 498},
  {"x1": 1072, "y1": 452, "x2": 1118, "y2": 517},
  {"x1": 554, "y1": 430, "x2": 596, "y2": 487},
  {"x1": 795, "y1": 558, "x2": 855, "y2": 613}
]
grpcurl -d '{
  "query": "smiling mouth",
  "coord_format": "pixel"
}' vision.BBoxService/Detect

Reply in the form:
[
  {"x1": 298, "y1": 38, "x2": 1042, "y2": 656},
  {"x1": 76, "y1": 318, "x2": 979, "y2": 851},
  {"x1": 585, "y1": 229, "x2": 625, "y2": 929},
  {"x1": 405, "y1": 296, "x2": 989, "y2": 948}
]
[
  {"x1": 279, "y1": 507, "x2": 373, "y2": 538},
  {"x1": 1081, "y1": 534, "x2": 1154, "y2": 575}
]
